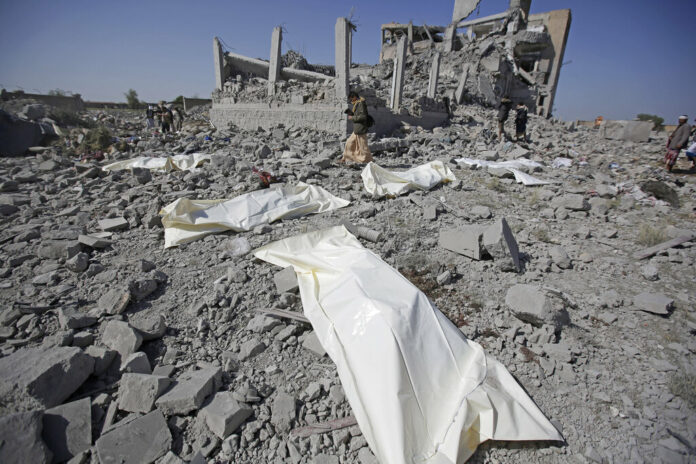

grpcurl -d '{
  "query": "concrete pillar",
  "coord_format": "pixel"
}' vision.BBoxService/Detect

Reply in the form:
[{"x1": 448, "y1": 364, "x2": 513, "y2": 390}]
[
  {"x1": 427, "y1": 52, "x2": 441, "y2": 99},
  {"x1": 335, "y1": 17, "x2": 350, "y2": 101},
  {"x1": 348, "y1": 26, "x2": 353, "y2": 67},
  {"x1": 213, "y1": 37, "x2": 225, "y2": 91},
  {"x1": 268, "y1": 27, "x2": 282, "y2": 95},
  {"x1": 390, "y1": 36, "x2": 408, "y2": 111},
  {"x1": 443, "y1": 24, "x2": 456, "y2": 53},
  {"x1": 454, "y1": 63, "x2": 470, "y2": 104}
]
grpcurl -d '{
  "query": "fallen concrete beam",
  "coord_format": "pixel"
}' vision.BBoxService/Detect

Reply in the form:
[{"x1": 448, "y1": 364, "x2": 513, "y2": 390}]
[
  {"x1": 633, "y1": 233, "x2": 696, "y2": 260},
  {"x1": 225, "y1": 52, "x2": 331, "y2": 83}
]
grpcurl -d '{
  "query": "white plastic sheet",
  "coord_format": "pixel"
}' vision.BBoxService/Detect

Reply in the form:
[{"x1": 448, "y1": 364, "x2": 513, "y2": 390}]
[
  {"x1": 160, "y1": 183, "x2": 349, "y2": 248},
  {"x1": 455, "y1": 158, "x2": 549, "y2": 186},
  {"x1": 362, "y1": 161, "x2": 456, "y2": 197},
  {"x1": 254, "y1": 226, "x2": 562, "y2": 464},
  {"x1": 551, "y1": 157, "x2": 573, "y2": 169},
  {"x1": 102, "y1": 153, "x2": 212, "y2": 172}
]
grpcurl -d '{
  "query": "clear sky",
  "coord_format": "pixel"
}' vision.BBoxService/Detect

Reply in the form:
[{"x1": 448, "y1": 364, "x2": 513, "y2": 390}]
[{"x1": 0, "y1": 0, "x2": 694, "y2": 122}]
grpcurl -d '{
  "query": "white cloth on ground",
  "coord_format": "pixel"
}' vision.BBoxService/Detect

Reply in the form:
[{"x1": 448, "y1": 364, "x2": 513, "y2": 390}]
[
  {"x1": 160, "y1": 183, "x2": 349, "y2": 248},
  {"x1": 254, "y1": 226, "x2": 563, "y2": 464},
  {"x1": 362, "y1": 160, "x2": 456, "y2": 197},
  {"x1": 455, "y1": 157, "x2": 549, "y2": 186},
  {"x1": 102, "y1": 153, "x2": 212, "y2": 172}
]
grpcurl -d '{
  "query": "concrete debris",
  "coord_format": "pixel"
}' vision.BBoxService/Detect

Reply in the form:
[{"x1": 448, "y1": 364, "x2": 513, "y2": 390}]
[
  {"x1": 505, "y1": 284, "x2": 570, "y2": 332},
  {"x1": 200, "y1": 391, "x2": 253, "y2": 438},
  {"x1": 95, "y1": 410, "x2": 171, "y2": 464},
  {"x1": 118, "y1": 373, "x2": 171, "y2": 413},
  {"x1": 0, "y1": 410, "x2": 53, "y2": 463},
  {"x1": 633, "y1": 292, "x2": 674, "y2": 315},
  {"x1": 101, "y1": 320, "x2": 143, "y2": 360},
  {"x1": 155, "y1": 367, "x2": 222, "y2": 415},
  {"x1": 42, "y1": 397, "x2": 91, "y2": 462},
  {"x1": 273, "y1": 266, "x2": 299, "y2": 294},
  {"x1": 0, "y1": 346, "x2": 94, "y2": 410}
]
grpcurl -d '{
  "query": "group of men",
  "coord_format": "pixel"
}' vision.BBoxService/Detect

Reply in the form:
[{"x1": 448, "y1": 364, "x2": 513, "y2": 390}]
[
  {"x1": 145, "y1": 101, "x2": 184, "y2": 134},
  {"x1": 665, "y1": 115, "x2": 696, "y2": 172}
]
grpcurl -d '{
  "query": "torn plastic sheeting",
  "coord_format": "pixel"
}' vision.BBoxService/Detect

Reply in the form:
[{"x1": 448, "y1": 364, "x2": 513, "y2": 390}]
[
  {"x1": 254, "y1": 226, "x2": 563, "y2": 464},
  {"x1": 551, "y1": 157, "x2": 573, "y2": 169},
  {"x1": 455, "y1": 157, "x2": 549, "y2": 186},
  {"x1": 102, "y1": 153, "x2": 212, "y2": 172},
  {"x1": 160, "y1": 183, "x2": 349, "y2": 248},
  {"x1": 362, "y1": 161, "x2": 456, "y2": 198}
]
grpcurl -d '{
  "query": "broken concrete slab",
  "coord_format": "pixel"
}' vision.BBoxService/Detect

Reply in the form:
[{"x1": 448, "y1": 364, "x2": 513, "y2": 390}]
[
  {"x1": 246, "y1": 314, "x2": 282, "y2": 333},
  {"x1": 58, "y1": 308, "x2": 97, "y2": 330},
  {"x1": 0, "y1": 410, "x2": 53, "y2": 463},
  {"x1": 85, "y1": 345, "x2": 117, "y2": 376},
  {"x1": 42, "y1": 397, "x2": 91, "y2": 463},
  {"x1": 302, "y1": 331, "x2": 326, "y2": 357},
  {"x1": 155, "y1": 367, "x2": 222, "y2": 415},
  {"x1": 118, "y1": 373, "x2": 171, "y2": 413},
  {"x1": 271, "y1": 391, "x2": 297, "y2": 433},
  {"x1": 439, "y1": 227, "x2": 484, "y2": 260},
  {"x1": 238, "y1": 338, "x2": 266, "y2": 361},
  {"x1": 600, "y1": 120, "x2": 652, "y2": 143},
  {"x1": 98, "y1": 217, "x2": 129, "y2": 232},
  {"x1": 120, "y1": 352, "x2": 151, "y2": 374},
  {"x1": 101, "y1": 320, "x2": 142, "y2": 360},
  {"x1": 633, "y1": 293, "x2": 673, "y2": 315},
  {"x1": 273, "y1": 266, "x2": 298, "y2": 294},
  {"x1": 77, "y1": 234, "x2": 112, "y2": 249},
  {"x1": 97, "y1": 288, "x2": 131, "y2": 315},
  {"x1": 95, "y1": 410, "x2": 171, "y2": 464},
  {"x1": 0, "y1": 346, "x2": 94, "y2": 410},
  {"x1": 200, "y1": 391, "x2": 253, "y2": 439},
  {"x1": 505, "y1": 284, "x2": 570, "y2": 332},
  {"x1": 482, "y1": 217, "x2": 521, "y2": 272},
  {"x1": 129, "y1": 313, "x2": 167, "y2": 340},
  {"x1": 551, "y1": 193, "x2": 589, "y2": 211}
]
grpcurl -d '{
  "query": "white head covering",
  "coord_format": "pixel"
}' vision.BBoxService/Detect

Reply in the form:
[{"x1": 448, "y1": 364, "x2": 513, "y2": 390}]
[{"x1": 679, "y1": 115, "x2": 688, "y2": 120}]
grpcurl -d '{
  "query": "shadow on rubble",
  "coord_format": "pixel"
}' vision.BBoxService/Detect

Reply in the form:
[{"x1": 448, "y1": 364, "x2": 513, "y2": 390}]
[{"x1": 467, "y1": 438, "x2": 566, "y2": 463}]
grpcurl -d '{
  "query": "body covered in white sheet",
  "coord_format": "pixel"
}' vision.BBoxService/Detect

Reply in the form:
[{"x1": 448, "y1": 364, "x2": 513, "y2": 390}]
[{"x1": 254, "y1": 226, "x2": 562, "y2": 464}]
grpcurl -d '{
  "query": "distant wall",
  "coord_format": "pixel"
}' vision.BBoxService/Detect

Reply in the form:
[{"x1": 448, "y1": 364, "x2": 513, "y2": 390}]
[
  {"x1": 1, "y1": 89, "x2": 84, "y2": 112},
  {"x1": 210, "y1": 102, "x2": 348, "y2": 134},
  {"x1": 183, "y1": 97, "x2": 212, "y2": 112}
]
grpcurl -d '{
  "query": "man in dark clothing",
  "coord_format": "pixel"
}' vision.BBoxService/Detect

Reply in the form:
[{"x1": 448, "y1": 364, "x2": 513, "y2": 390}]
[
  {"x1": 497, "y1": 97, "x2": 513, "y2": 140},
  {"x1": 664, "y1": 115, "x2": 692, "y2": 171},
  {"x1": 340, "y1": 90, "x2": 373, "y2": 164},
  {"x1": 514, "y1": 102, "x2": 528, "y2": 142}
]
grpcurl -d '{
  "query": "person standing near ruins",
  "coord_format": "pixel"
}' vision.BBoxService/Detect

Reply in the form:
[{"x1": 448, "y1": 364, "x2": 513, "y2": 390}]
[
  {"x1": 145, "y1": 105, "x2": 155, "y2": 130},
  {"x1": 664, "y1": 115, "x2": 691, "y2": 171},
  {"x1": 172, "y1": 107, "x2": 184, "y2": 132},
  {"x1": 339, "y1": 90, "x2": 373, "y2": 164},
  {"x1": 157, "y1": 101, "x2": 173, "y2": 134},
  {"x1": 496, "y1": 96, "x2": 513, "y2": 140},
  {"x1": 514, "y1": 102, "x2": 528, "y2": 142}
]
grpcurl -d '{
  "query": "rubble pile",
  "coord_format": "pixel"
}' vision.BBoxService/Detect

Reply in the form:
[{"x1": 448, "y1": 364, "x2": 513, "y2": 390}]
[{"x1": 0, "y1": 96, "x2": 695, "y2": 464}]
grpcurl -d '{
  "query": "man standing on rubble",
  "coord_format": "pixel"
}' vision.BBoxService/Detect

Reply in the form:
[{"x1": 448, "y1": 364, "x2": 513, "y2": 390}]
[
  {"x1": 496, "y1": 96, "x2": 513, "y2": 140},
  {"x1": 514, "y1": 101, "x2": 528, "y2": 142},
  {"x1": 339, "y1": 90, "x2": 373, "y2": 164},
  {"x1": 664, "y1": 115, "x2": 691, "y2": 171}
]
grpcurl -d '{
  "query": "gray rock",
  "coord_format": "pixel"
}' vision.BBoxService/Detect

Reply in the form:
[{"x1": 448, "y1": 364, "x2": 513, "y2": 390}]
[
  {"x1": 101, "y1": 320, "x2": 142, "y2": 360},
  {"x1": 271, "y1": 391, "x2": 297, "y2": 433},
  {"x1": 505, "y1": 284, "x2": 570, "y2": 332},
  {"x1": 313, "y1": 454, "x2": 339, "y2": 464},
  {"x1": 200, "y1": 392, "x2": 253, "y2": 439},
  {"x1": 439, "y1": 227, "x2": 484, "y2": 260},
  {"x1": 641, "y1": 264, "x2": 659, "y2": 281},
  {"x1": 0, "y1": 410, "x2": 53, "y2": 463},
  {"x1": 482, "y1": 217, "x2": 521, "y2": 272},
  {"x1": 77, "y1": 234, "x2": 112, "y2": 249},
  {"x1": 0, "y1": 346, "x2": 94, "y2": 410},
  {"x1": 633, "y1": 293, "x2": 673, "y2": 315},
  {"x1": 246, "y1": 315, "x2": 282, "y2": 333},
  {"x1": 128, "y1": 278, "x2": 158, "y2": 300},
  {"x1": 72, "y1": 331, "x2": 93, "y2": 348},
  {"x1": 98, "y1": 217, "x2": 129, "y2": 232},
  {"x1": 129, "y1": 313, "x2": 167, "y2": 340},
  {"x1": 302, "y1": 331, "x2": 326, "y2": 357},
  {"x1": 358, "y1": 447, "x2": 379, "y2": 464},
  {"x1": 95, "y1": 410, "x2": 171, "y2": 464},
  {"x1": 98, "y1": 288, "x2": 131, "y2": 315},
  {"x1": 58, "y1": 308, "x2": 97, "y2": 330},
  {"x1": 551, "y1": 193, "x2": 589, "y2": 211},
  {"x1": 84, "y1": 345, "x2": 117, "y2": 376},
  {"x1": 155, "y1": 367, "x2": 222, "y2": 415},
  {"x1": 436, "y1": 270, "x2": 452, "y2": 286},
  {"x1": 66, "y1": 252, "x2": 89, "y2": 273},
  {"x1": 238, "y1": 339, "x2": 266, "y2": 361},
  {"x1": 118, "y1": 373, "x2": 171, "y2": 413},
  {"x1": 120, "y1": 352, "x2": 151, "y2": 374},
  {"x1": 471, "y1": 205, "x2": 492, "y2": 219},
  {"x1": 274, "y1": 266, "x2": 298, "y2": 293},
  {"x1": 548, "y1": 245, "x2": 572, "y2": 269},
  {"x1": 42, "y1": 397, "x2": 91, "y2": 462}
]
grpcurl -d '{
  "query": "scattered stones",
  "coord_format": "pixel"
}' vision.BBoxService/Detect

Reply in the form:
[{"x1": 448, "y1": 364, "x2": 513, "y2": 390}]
[{"x1": 95, "y1": 410, "x2": 172, "y2": 464}]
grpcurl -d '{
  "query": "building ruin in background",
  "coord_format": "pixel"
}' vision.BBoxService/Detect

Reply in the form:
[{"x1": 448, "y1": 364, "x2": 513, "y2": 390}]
[{"x1": 210, "y1": 0, "x2": 571, "y2": 135}]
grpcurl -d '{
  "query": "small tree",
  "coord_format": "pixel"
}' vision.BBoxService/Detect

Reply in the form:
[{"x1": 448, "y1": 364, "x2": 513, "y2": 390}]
[
  {"x1": 637, "y1": 113, "x2": 664, "y2": 132},
  {"x1": 173, "y1": 95, "x2": 184, "y2": 106},
  {"x1": 124, "y1": 89, "x2": 140, "y2": 109},
  {"x1": 48, "y1": 88, "x2": 68, "y2": 96}
]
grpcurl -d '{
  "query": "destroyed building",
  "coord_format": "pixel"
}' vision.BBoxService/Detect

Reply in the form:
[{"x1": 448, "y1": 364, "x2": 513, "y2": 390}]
[{"x1": 380, "y1": 0, "x2": 571, "y2": 117}]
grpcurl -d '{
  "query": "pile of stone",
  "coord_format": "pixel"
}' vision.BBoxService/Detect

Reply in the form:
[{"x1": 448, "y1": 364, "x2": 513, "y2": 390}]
[{"x1": 0, "y1": 77, "x2": 695, "y2": 464}]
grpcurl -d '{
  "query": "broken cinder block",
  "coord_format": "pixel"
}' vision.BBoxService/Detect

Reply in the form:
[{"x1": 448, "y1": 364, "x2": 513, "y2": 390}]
[
  {"x1": 274, "y1": 266, "x2": 298, "y2": 294},
  {"x1": 155, "y1": 367, "x2": 222, "y2": 415},
  {"x1": 200, "y1": 391, "x2": 253, "y2": 439},
  {"x1": 118, "y1": 373, "x2": 171, "y2": 413},
  {"x1": 96, "y1": 410, "x2": 171, "y2": 464}
]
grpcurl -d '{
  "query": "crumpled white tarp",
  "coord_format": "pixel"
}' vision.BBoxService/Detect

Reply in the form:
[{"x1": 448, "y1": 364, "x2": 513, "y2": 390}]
[
  {"x1": 551, "y1": 157, "x2": 573, "y2": 169},
  {"x1": 455, "y1": 158, "x2": 549, "y2": 186},
  {"x1": 254, "y1": 226, "x2": 562, "y2": 464},
  {"x1": 102, "y1": 153, "x2": 212, "y2": 172},
  {"x1": 160, "y1": 183, "x2": 349, "y2": 248},
  {"x1": 362, "y1": 161, "x2": 456, "y2": 197}
]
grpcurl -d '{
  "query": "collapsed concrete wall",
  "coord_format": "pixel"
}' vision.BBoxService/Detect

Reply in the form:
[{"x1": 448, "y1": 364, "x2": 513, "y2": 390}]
[
  {"x1": 600, "y1": 120, "x2": 653, "y2": 143},
  {"x1": 1, "y1": 89, "x2": 85, "y2": 113}
]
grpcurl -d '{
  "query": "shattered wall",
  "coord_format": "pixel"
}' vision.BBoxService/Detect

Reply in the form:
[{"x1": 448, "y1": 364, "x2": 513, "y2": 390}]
[{"x1": 0, "y1": 89, "x2": 84, "y2": 113}]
